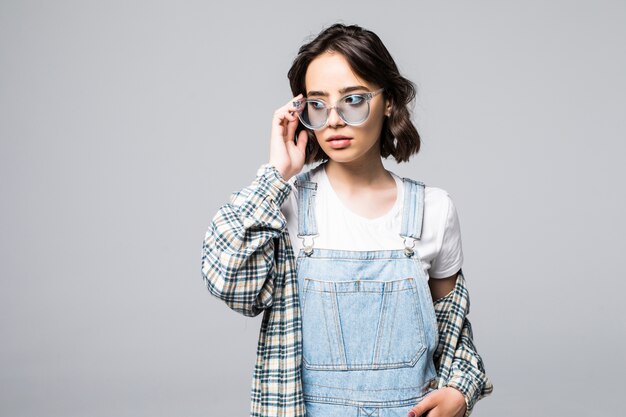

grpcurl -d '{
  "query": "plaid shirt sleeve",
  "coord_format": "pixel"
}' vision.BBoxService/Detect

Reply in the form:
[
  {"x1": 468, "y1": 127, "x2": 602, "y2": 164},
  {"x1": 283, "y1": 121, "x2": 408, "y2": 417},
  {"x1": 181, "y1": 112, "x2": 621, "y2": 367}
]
[
  {"x1": 201, "y1": 164, "x2": 292, "y2": 317},
  {"x1": 433, "y1": 269, "x2": 494, "y2": 417}
]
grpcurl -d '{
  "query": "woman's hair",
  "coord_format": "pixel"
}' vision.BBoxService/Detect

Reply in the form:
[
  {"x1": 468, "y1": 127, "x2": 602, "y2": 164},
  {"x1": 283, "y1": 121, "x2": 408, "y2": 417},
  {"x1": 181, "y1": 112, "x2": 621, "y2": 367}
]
[{"x1": 288, "y1": 23, "x2": 421, "y2": 164}]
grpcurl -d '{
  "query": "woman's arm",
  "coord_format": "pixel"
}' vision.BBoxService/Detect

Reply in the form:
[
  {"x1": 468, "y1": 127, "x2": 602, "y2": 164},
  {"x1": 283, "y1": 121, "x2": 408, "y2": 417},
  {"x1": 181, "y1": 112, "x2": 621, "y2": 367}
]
[
  {"x1": 409, "y1": 270, "x2": 493, "y2": 417},
  {"x1": 201, "y1": 164, "x2": 291, "y2": 317},
  {"x1": 429, "y1": 271, "x2": 458, "y2": 300},
  {"x1": 430, "y1": 269, "x2": 493, "y2": 417},
  {"x1": 201, "y1": 92, "x2": 307, "y2": 318}
]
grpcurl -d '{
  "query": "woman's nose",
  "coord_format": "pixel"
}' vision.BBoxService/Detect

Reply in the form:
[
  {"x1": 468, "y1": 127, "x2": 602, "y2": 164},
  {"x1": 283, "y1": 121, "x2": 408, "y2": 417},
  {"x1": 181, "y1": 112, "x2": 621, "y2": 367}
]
[{"x1": 327, "y1": 106, "x2": 344, "y2": 127}]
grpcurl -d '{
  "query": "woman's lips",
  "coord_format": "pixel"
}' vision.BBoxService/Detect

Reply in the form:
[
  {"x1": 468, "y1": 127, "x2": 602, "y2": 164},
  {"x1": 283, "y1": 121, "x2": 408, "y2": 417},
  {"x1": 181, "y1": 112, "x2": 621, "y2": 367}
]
[{"x1": 326, "y1": 137, "x2": 352, "y2": 149}]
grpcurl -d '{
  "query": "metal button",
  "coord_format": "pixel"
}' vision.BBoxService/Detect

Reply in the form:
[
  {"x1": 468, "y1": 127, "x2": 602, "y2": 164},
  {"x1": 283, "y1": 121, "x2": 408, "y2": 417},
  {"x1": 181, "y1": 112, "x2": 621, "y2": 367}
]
[{"x1": 429, "y1": 379, "x2": 438, "y2": 389}]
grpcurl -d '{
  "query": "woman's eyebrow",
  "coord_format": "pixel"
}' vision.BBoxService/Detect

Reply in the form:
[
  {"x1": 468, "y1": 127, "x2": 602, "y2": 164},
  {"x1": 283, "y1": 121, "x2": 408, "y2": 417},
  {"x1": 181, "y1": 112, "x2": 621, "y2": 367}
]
[{"x1": 306, "y1": 85, "x2": 369, "y2": 97}]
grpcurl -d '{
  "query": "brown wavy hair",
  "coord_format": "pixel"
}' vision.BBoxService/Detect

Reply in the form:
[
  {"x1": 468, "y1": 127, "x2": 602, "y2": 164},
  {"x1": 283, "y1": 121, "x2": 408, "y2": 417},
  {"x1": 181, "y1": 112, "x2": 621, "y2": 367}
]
[{"x1": 288, "y1": 23, "x2": 421, "y2": 164}]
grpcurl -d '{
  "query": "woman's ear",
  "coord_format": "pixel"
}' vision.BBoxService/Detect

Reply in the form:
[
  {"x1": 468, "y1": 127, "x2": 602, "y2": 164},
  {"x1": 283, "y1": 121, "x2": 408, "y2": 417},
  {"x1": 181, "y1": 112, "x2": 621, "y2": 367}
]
[{"x1": 385, "y1": 99, "x2": 392, "y2": 117}]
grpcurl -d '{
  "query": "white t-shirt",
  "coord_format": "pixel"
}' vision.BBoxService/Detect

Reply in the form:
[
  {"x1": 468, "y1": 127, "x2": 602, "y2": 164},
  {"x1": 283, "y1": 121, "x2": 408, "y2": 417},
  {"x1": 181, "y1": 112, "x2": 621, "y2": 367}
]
[{"x1": 280, "y1": 163, "x2": 463, "y2": 280}]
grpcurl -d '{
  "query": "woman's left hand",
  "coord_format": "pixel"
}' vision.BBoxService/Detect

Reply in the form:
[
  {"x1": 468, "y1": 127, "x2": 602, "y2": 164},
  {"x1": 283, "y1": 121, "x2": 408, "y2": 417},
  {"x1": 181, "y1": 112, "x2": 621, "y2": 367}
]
[{"x1": 407, "y1": 387, "x2": 467, "y2": 417}]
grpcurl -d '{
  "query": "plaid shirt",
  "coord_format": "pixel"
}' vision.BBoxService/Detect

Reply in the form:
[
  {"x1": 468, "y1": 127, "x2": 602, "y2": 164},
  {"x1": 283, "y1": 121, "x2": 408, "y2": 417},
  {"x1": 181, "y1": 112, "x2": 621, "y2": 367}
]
[{"x1": 201, "y1": 164, "x2": 493, "y2": 417}]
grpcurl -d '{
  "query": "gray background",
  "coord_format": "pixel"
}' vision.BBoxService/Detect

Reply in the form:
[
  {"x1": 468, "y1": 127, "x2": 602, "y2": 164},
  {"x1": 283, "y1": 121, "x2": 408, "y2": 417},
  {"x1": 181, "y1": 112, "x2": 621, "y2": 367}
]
[{"x1": 1, "y1": 0, "x2": 625, "y2": 416}]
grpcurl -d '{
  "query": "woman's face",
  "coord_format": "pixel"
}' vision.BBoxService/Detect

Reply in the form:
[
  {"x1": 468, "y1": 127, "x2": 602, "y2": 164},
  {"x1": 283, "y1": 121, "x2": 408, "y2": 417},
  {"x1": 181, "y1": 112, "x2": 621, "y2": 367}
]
[{"x1": 304, "y1": 51, "x2": 390, "y2": 164}]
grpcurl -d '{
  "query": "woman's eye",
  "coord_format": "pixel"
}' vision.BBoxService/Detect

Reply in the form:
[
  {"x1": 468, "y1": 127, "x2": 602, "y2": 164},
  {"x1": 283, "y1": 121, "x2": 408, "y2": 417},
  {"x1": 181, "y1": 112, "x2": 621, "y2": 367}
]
[
  {"x1": 344, "y1": 94, "x2": 365, "y2": 105},
  {"x1": 308, "y1": 100, "x2": 326, "y2": 110}
]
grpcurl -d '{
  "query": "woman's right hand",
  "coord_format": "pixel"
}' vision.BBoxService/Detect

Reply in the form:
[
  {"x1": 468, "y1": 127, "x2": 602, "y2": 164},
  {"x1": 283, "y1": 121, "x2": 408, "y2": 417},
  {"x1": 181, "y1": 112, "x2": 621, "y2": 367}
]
[{"x1": 268, "y1": 94, "x2": 309, "y2": 182}]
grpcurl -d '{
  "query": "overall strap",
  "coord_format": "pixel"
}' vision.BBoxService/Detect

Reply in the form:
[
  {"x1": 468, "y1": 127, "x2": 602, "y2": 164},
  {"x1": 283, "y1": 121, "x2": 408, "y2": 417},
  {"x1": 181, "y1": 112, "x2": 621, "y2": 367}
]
[
  {"x1": 294, "y1": 170, "x2": 318, "y2": 255},
  {"x1": 399, "y1": 177, "x2": 425, "y2": 257}
]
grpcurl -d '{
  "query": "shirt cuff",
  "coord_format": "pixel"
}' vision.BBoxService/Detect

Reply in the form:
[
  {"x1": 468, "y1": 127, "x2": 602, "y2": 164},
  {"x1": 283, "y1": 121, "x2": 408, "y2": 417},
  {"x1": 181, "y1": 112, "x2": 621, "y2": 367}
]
[
  {"x1": 255, "y1": 163, "x2": 291, "y2": 208},
  {"x1": 444, "y1": 372, "x2": 482, "y2": 417}
]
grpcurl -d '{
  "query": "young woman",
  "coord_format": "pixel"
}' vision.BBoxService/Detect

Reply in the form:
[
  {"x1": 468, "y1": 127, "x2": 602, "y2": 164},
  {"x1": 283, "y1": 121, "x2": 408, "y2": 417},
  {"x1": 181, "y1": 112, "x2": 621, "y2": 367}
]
[{"x1": 202, "y1": 23, "x2": 492, "y2": 417}]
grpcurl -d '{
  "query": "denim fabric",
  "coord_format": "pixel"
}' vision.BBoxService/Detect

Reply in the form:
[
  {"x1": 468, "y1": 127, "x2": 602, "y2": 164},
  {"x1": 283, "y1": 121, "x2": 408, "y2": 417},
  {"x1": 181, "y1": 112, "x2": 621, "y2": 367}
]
[{"x1": 294, "y1": 171, "x2": 438, "y2": 415}]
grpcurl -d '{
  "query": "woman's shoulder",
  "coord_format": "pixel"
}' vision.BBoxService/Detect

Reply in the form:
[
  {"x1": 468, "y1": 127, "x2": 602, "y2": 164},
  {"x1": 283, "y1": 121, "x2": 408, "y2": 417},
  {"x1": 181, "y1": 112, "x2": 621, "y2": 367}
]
[
  {"x1": 390, "y1": 172, "x2": 453, "y2": 206},
  {"x1": 424, "y1": 185, "x2": 452, "y2": 205},
  {"x1": 423, "y1": 186, "x2": 455, "y2": 227},
  {"x1": 390, "y1": 173, "x2": 457, "y2": 229}
]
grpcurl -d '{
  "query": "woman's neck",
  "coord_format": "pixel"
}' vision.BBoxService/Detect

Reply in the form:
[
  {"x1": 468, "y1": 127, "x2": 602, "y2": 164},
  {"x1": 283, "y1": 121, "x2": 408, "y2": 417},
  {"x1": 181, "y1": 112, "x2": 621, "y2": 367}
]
[{"x1": 324, "y1": 155, "x2": 393, "y2": 191}]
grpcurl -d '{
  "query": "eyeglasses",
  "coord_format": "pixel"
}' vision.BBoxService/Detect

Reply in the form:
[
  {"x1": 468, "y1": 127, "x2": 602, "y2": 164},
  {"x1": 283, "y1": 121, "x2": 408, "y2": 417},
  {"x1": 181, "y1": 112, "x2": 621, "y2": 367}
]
[{"x1": 292, "y1": 87, "x2": 385, "y2": 130}]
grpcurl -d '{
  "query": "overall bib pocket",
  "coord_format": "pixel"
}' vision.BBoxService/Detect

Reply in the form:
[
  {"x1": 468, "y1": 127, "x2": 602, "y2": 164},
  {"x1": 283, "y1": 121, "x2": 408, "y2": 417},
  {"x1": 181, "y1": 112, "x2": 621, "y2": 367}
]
[{"x1": 301, "y1": 277, "x2": 427, "y2": 371}]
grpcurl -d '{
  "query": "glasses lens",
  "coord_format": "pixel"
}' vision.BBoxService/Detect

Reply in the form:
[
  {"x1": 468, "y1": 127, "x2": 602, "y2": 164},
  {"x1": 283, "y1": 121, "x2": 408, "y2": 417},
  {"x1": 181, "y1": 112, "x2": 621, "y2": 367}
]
[
  {"x1": 337, "y1": 94, "x2": 369, "y2": 125},
  {"x1": 297, "y1": 100, "x2": 327, "y2": 129}
]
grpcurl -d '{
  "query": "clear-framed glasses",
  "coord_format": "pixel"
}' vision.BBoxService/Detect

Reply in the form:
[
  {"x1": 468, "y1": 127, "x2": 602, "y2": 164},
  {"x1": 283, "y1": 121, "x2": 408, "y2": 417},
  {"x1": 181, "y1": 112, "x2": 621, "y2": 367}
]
[{"x1": 292, "y1": 87, "x2": 385, "y2": 130}]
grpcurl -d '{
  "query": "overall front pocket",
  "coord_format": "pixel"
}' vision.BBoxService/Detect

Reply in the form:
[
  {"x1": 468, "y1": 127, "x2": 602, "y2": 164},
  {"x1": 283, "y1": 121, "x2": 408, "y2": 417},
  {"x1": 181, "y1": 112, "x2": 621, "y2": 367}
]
[{"x1": 301, "y1": 277, "x2": 427, "y2": 371}]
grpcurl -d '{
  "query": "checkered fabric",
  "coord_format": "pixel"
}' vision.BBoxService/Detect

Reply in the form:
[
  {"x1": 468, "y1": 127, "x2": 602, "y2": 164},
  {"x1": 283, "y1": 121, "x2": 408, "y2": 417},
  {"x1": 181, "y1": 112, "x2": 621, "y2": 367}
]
[{"x1": 201, "y1": 163, "x2": 493, "y2": 417}]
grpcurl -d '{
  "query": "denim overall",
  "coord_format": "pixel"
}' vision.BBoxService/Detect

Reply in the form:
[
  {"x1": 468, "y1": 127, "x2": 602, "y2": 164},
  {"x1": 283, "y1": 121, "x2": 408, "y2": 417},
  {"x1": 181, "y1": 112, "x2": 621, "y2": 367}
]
[{"x1": 294, "y1": 171, "x2": 439, "y2": 417}]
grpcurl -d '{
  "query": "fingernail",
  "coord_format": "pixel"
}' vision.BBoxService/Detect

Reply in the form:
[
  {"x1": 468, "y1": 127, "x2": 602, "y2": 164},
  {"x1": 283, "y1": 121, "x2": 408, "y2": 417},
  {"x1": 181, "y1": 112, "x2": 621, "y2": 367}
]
[{"x1": 408, "y1": 412, "x2": 416, "y2": 417}]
